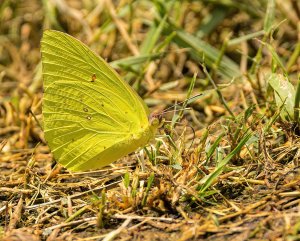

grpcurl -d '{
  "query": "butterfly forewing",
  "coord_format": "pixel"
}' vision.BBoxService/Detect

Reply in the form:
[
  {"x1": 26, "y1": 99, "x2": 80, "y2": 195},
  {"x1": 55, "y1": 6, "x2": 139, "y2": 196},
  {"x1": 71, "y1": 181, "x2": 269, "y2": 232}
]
[{"x1": 41, "y1": 30, "x2": 153, "y2": 171}]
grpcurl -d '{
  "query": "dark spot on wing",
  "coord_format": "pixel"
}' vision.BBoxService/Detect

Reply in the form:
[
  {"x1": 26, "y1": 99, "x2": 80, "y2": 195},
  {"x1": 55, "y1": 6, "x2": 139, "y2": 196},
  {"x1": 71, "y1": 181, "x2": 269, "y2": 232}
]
[
  {"x1": 91, "y1": 73, "x2": 96, "y2": 82},
  {"x1": 83, "y1": 107, "x2": 88, "y2": 112},
  {"x1": 87, "y1": 116, "x2": 92, "y2": 120}
]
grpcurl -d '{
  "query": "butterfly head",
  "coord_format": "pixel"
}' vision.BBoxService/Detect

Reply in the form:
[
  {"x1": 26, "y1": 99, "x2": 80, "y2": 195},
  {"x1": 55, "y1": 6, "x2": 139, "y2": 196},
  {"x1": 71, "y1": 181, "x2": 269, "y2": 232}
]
[{"x1": 149, "y1": 112, "x2": 164, "y2": 129}]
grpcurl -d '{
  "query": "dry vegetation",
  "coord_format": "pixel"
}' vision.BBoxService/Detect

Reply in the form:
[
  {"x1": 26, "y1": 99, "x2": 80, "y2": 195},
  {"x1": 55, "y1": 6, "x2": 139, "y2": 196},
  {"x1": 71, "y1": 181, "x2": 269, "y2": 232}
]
[{"x1": 0, "y1": 0, "x2": 300, "y2": 240}]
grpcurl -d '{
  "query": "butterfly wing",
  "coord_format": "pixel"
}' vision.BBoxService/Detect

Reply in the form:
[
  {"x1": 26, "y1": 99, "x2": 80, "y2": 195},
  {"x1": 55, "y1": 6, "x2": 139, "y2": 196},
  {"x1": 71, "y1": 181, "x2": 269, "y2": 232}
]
[{"x1": 41, "y1": 30, "x2": 156, "y2": 171}]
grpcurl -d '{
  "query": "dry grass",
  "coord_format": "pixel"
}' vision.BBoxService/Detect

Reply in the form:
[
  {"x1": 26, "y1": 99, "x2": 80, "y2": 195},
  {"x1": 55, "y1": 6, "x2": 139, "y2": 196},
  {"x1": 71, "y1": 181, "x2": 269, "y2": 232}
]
[{"x1": 0, "y1": 0, "x2": 300, "y2": 240}]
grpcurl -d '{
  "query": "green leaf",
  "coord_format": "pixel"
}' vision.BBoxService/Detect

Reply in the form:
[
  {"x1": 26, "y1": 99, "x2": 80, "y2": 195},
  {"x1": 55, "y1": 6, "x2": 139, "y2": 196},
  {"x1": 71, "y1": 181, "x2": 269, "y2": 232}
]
[{"x1": 268, "y1": 74, "x2": 295, "y2": 120}]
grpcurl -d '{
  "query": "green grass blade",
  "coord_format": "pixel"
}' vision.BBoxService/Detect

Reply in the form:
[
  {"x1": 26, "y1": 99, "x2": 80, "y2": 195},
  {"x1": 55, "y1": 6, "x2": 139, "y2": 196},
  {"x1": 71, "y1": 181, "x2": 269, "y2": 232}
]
[
  {"x1": 140, "y1": 15, "x2": 167, "y2": 55},
  {"x1": 142, "y1": 172, "x2": 155, "y2": 206},
  {"x1": 206, "y1": 133, "x2": 224, "y2": 161},
  {"x1": 264, "y1": 0, "x2": 275, "y2": 34},
  {"x1": 266, "y1": 43, "x2": 287, "y2": 74},
  {"x1": 228, "y1": 30, "x2": 265, "y2": 46},
  {"x1": 199, "y1": 132, "x2": 252, "y2": 194},
  {"x1": 196, "y1": 7, "x2": 228, "y2": 38},
  {"x1": 286, "y1": 42, "x2": 300, "y2": 72},
  {"x1": 110, "y1": 53, "x2": 163, "y2": 69},
  {"x1": 294, "y1": 78, "x2": 300, "y2": 123},
  {"x1": 172, "y1": 29, "x2": 241, "y2": 80}
]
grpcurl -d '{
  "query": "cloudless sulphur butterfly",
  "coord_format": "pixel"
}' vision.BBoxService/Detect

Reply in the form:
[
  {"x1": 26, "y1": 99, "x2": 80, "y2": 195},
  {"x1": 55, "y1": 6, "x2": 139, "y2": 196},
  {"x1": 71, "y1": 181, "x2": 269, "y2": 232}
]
[{"x1": 41, "y1": 30, "x2": 159, "y2": 171}]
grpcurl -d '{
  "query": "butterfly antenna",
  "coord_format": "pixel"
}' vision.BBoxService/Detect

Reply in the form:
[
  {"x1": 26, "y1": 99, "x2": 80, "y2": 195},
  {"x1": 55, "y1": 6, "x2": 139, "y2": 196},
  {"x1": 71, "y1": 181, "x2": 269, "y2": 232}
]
[
  {"x1": 161, "y1": 108, "x2": 192, "y2": 115},
  {"x1": 160, "y1": 93, "x2": 203, "y2": 114}
]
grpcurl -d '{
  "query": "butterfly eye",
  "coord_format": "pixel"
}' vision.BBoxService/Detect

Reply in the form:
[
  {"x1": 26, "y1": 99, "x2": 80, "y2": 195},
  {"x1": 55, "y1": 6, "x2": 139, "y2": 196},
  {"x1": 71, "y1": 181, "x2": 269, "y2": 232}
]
[{"x1": 150, "y1": 117, "x2": 160, "y2": 126}]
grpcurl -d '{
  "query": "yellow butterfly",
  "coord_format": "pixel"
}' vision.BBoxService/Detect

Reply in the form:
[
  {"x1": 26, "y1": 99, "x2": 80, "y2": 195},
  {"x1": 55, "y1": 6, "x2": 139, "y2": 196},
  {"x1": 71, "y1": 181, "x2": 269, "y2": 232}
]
[{"x1": 41, "y1": 30, "x2": 159, "y2": 171}]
